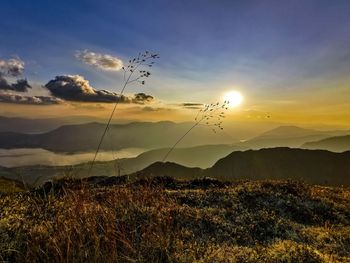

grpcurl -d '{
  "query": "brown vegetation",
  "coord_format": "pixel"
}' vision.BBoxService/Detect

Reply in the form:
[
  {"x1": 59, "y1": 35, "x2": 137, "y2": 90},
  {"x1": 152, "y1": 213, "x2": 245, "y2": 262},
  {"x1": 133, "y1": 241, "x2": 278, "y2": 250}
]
[{"x1": 1, "y1": 178, "x2": 350, "y2": 262}]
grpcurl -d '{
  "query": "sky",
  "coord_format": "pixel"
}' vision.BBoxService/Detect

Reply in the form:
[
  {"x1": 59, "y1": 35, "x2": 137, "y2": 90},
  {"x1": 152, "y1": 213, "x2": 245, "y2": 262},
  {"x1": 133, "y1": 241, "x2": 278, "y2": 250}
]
[{"x1": 0, "y1": 0, "x2": 350, "y2": 128}]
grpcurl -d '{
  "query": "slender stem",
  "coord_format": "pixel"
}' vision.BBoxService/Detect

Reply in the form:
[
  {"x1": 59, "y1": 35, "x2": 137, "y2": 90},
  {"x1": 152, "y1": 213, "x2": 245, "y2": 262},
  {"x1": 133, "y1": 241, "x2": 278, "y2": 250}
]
[
  {"x1": 161, "y1": 121, "x2": 200, "y2": 162},
  {"x1": 87, "y1": 63, "x2": 140, "y2": 177},
  {"x1": 161, "y1": 103, "x2": 224, "y2": 162}
]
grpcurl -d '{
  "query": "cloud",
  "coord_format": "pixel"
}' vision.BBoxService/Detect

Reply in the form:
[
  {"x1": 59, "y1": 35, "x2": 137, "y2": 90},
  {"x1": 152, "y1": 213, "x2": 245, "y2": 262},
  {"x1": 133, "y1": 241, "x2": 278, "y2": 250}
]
[
  {"x1": 0, "y1": 76, "x2": 32, "y2": 92},
  {"x1": 133, "y1": 93, "x2": 154, "y2": 104},
  {"x1": 75, "y1": 50, "x2": 123, "y2": 71},
  {"x1": 45, "y1": 75, "x2": 154, "y2": 104},
  {"x1": 0, "y1": 93, "x2": 62, "y2": 105},
  {"x1": 181, "y1": 102, "x2": 204, "y2": 109},
  {"x1": 142, "y1": 106, "x2": 173, "y2": 112},
  {"x1": 0, "y1": 57, "x2": 32, "y2": 92},
  {"x1": 0, "y1": 58, "x2": 25, "y2": 77}
]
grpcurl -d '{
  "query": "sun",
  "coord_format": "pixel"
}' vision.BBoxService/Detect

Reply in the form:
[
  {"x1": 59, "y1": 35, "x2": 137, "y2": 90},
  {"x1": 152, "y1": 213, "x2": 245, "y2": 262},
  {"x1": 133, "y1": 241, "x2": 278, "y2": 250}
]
[{"x1": 223, "y1": 91, "x2": 243, "y2": 107}]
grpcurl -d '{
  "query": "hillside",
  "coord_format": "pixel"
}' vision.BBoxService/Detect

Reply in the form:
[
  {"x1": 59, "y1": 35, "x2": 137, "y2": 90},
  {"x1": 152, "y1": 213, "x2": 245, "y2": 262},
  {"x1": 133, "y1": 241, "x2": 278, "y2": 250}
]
[
  {"x1": 0, "y1": 176, "x2": 25, "y2": 193},
  {"x1": 116, "y1": 144, "x2": 246, "y2": 172},
  {"x1": 241, "y1": 125, "x2": 350, "y2": 149},
  {"x1": 132, "y1": 148, "x2": 350, "y2": 186},
  {"x1": 302, "y1": 135, "x2": 350, "y2": 152},
  {"x1": 0, "y1": 121, "x2": 236, "y2": 152},
  {"x1": 1, "y1": 179, "x2": 349, "y2": 262},
  {"x1": 208, "y1": 148, "x2": 350, "y2": 185},
  {"x1": 2, "y1": 147, "x2": 350, "y2": 187},
  {"x1": 0, "y1": 144, "x2": 243, "y2": 186},
  {"x1": 135, "y1": 161, "x2": 203, "y2": 180}
]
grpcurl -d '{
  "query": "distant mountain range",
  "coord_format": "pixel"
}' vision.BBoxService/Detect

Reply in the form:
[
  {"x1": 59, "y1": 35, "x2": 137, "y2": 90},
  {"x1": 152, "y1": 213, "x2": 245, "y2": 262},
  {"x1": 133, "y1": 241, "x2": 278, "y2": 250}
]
[
  {"x1": 117, "y1": 144, "x2": 246, "y2": 171},
  {"x1": 2, "y1": 147, "x2": 350, "y2": 186},
  {"x1": 0, "y1": 121, "x2": 349, "y2": 153},
  {"x1": 241, "y1": 126, "x2": 350, "y2": 149},
  {"x1": 301, "y1": 135, "x2": 350, "y2": 152},
  {"x1": 0, "y1": 144, "x2": 243, "y2": 185},
  {"x1": 0, "y1": 116, "x2": 106, "y2": 134},
  {"x1": 0, "y1": 121, "x2": 237, "y2": 152}
]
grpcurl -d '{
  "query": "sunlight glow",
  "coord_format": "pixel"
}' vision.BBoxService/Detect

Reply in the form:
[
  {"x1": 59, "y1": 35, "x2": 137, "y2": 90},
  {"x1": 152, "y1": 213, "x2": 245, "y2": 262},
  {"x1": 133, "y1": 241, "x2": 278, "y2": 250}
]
[{"x1": 223, "y1": 91, "x2": 243, "y2": 108}]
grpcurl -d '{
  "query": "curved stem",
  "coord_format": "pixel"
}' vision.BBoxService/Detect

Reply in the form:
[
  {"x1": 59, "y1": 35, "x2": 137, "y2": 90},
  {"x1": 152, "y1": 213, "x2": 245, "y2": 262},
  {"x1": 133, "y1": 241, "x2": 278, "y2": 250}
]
[
  {"x1": 87, "y1": 63, "x2": 140, "y2": 177},
  {"x1": 161, "y1": 122, "x2": 200, "y2": 162}
]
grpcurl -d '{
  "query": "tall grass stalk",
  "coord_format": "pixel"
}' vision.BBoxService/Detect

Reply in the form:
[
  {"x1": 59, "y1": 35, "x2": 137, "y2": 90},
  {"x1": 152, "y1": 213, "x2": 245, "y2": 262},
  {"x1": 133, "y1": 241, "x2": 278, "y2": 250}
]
[
  {"x1": 162, "y1": 101, "x2": 229, "y2": 162},
  {"x1": 88, "y1": 51, "x2": 159, "y2": 177}
]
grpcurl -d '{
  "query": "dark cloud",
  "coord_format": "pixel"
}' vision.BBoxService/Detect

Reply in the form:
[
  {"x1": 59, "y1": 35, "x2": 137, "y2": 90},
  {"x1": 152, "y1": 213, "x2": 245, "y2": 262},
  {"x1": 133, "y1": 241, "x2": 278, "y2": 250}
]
[
  {"x1": 45, "y1": 75, "x2": 154, "y2": 104},
  {"x1": 142, "y1": 106, "x2": 173, "y2": 112},
  {"x1": 133, "y1": 93, "x2": 154, "y2": 104},
  {"x1": 0, "y1": 76, "x2": 32, "y2": 92},
  {"x1": 75, "y1": 50, "x2": 123, "y2": 71},
  {"x1": 181, "y1": 102, "x2": 204, "y2": 109},
  {"x1": 0, "y1": 93, "x2": 62, "y2": 105}
]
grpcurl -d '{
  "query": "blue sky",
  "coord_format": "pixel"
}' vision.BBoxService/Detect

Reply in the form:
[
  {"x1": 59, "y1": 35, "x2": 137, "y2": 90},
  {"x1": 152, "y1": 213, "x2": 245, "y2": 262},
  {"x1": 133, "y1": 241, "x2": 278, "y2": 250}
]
[{"x1": 1, "y1": 0, "x2": 350, "y2": 125}]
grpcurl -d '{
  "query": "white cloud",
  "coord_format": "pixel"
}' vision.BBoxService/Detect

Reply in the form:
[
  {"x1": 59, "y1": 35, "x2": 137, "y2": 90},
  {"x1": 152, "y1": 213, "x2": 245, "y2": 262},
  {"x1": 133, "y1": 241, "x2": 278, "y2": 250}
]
[
  {"x1": 75, "y1": 50, "x2": 123, "y2": 71},
  {"x1": 0, "y1": 58, "x2": 25, "y2": 77}
]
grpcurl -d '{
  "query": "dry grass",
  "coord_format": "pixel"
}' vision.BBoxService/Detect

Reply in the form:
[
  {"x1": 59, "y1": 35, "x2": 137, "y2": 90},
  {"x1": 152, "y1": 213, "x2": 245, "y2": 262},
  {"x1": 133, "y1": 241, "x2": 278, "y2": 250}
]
[{"x1": 1, "y1": 178, "x2": 350, "y2": 262}]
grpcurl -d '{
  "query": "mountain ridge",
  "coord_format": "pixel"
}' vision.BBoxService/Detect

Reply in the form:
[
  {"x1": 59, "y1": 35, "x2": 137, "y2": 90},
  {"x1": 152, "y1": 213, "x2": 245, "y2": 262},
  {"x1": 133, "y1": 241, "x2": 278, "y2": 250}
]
[
  {"x1": 132, "y1": 147, "x2": 350, "y2": 186},
  {"x1": 301, "y1": 135, "x2": 350, "y2": 152}
]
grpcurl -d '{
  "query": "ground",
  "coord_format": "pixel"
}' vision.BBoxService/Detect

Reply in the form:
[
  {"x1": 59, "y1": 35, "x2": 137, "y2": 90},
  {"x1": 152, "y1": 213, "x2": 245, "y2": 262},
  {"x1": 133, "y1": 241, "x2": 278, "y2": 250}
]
[{"x1": 1, "y1": 178, "x2": 350, "y2": 262}]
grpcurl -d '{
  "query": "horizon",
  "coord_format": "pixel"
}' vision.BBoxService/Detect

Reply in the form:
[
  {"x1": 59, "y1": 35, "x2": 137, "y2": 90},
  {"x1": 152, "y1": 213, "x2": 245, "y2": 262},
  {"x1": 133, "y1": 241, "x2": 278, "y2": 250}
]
[
  {"x1": 1, "y1": 2, "x2": 350, "y2": 261},
  {"x1": 1, "y1": 0, "x2": 350, "y2": 129}
]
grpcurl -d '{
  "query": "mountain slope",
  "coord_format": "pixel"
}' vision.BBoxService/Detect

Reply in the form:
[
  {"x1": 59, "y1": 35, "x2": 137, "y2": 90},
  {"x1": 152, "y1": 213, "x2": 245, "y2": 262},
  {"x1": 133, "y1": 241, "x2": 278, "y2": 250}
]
[
  {"x1": 301, "y1": 135, "x2": 350, "y2": 152},
  {"x1": 0, "y1": 144, "x2": 243, "y2": 185},
  {"x1": 208, "y1": 147, "x2": 350, "y2": 185},
  {"x1": 3, "y1": 147, "x2": 350, "y2": 186},
  {"x1": 2, "y1": 179, "x2": 350, "y2": 262},
  {"x1": 116, "y1": 144, "x2": 246, "y2": 173},
  {"x1": 0, "y1": 176, "x2": 25, "y2": 193},
  {"x1": 136, "y1": 161, "x2": 203, "y2": 179},
  {"x1": 133, "y1": 148, "x2": 350, "y2": 186}
]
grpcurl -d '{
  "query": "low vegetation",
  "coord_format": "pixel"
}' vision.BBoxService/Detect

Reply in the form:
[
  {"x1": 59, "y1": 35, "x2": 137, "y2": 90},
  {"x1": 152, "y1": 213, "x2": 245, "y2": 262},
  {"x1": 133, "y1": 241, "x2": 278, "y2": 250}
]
[
  {"x1": 1, "y1": 177, "x2": 349, "y2": 262},
  {"x1": 0, "y1": 177, "x2": 25, "y2": 193}
]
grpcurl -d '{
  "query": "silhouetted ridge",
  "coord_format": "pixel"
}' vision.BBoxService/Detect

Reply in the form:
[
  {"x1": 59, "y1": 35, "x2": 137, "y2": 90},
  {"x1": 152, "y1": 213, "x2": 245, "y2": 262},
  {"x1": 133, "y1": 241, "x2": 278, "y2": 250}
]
[
  {"x1": 137, "y1": 161, "x2": 203, "y2": 179},
  {"x1": 133, "y1": 148, "x2": 350, "y2": 186},
  {"x1": 208, "y1": 147, "x2": 350, "y2": 185}
]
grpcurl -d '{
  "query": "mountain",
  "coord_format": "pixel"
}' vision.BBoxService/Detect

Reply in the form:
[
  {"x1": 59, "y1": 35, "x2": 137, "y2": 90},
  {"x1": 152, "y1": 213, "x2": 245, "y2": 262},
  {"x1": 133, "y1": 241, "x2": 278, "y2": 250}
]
[
  {"x1": 135, "y1": 162, "x2": 203, "y2": 180},
  {"x1": 241, "y1": 125, "x2": 350, "y2": 149},
  {"x1": 208, "y1": 148, "x2": 350, "y2": 186},
  {"x1": 0, "y1": 121, "x2": 237, "y2": 152},
  {"x1": 301, "y1": 135, "x2": 350, "y2": 152},
  {"x1": 0, "y1": 116, "x2": 104, "y2": 134},
  {"x1": 134, "y1": 148, "x2": 350, "y2": 186},
  {"x1": 3, "y1": 147, "x2": 350, "y2": 187},
  {"x1": 254, "y1": 126, "x2": 321, "y2": 138},
  {"x1": 116, "y1": 144, "x2": 246, "y2": 172},
  {"x1": 0, "y1": 144, "x2": 243, "y2": 185}
]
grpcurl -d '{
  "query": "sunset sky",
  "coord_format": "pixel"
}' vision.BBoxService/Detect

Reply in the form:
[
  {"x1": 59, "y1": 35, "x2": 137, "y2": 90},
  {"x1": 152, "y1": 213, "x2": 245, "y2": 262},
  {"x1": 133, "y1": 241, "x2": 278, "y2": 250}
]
[{"x1": 1, "y1": 0, "x2": 350, "y2": 128}]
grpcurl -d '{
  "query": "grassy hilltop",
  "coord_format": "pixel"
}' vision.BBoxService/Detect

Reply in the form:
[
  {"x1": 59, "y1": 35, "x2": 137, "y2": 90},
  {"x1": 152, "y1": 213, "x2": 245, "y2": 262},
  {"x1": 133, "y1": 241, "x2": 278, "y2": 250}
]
[{"x1": 1, "y1": 178, "x2": 350, "y2": 263}]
